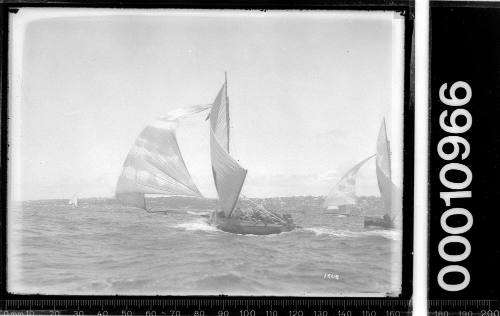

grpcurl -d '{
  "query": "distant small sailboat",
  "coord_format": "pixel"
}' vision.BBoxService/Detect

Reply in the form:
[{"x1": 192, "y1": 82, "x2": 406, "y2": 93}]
[
  {"x1": 208, "y1": 74, "x2": 297, "y2": 235},
  {"x1": 323, "y1": 155, "x2": 375, "y2": 216},
  {"x1": 68, "y1": 194, "x2": 78, "y2": 208},
  {"x1": 364, "y1": 118, "x2": 399, "y2": 229},
  {"x1": 115, "y1": 104, "x2": 211, "y2": 210}
]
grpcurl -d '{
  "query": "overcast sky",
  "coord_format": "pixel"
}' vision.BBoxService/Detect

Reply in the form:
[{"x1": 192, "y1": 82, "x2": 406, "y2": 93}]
[{"x1": 9, "y1": 9, "x2": 405, "y2": 201}]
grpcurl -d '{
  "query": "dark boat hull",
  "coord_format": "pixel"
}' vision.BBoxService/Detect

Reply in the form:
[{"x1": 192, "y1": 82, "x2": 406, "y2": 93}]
[
  {"x1": 364, "y1": 216, "x2": 394, "y2": 229},
  {"x1": 213, "y1": 217, "x2": 295, "y2": 235}
]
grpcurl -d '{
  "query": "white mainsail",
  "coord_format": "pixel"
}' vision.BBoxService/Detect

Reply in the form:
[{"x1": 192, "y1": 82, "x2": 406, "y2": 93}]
[
  {"x1": 323, "y1": 155, "x2": 375, "y2": 209},
  {"x1": 376, "y1": 118, "x2": 393, "y2": 215},
  {"x1": 115, "y1": 104, "x2": 211, "y2": 209},
  {"x1": 209, "y1": 76, "x2": 248, "y2": 218},
  {"x1": 69, "y1": 194, "x2": 78, "y2": 207}
]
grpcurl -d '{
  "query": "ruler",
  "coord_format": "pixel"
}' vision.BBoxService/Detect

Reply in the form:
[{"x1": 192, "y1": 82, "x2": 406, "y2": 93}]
[
  {"x1": 0, "y1": 299, "x2": 411, "y2": 315},
  {"x1": 428, "y1": 300, "x2": 500, "y2": 316}
]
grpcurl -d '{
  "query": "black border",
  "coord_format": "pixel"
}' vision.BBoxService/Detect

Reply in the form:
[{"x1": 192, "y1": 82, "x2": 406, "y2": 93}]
[
  {"x1": 0, "y1": 1, "x2": 414, "y2": 313},
  {"x1": 428, "y1": 0, "x2": 500, "y2": 307}
]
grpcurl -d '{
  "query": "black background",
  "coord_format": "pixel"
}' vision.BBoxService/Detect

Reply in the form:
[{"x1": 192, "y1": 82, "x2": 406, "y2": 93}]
[{"x1": 430, "y1": 3, "x2": 500, "y2": 300}]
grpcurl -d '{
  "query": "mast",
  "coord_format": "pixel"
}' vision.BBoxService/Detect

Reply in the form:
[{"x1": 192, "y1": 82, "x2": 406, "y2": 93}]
[
  {"x1": 209, "y1": 74, "x2": 247, "y2": 218},
  {"x1": 224, "y1": 72, "x2": 245, "y2": 218},
  {"x1": 225, "y1": 72, "x2": 230, "y2": 153},
  {"x1": 383, "y1": 117, "x2": 391, "y2": 178},
  {"x1": 376, "y1": 118, "x2": 392, "y2": 215}
]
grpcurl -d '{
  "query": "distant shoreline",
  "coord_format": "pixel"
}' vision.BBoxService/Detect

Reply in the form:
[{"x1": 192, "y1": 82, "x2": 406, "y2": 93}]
[{"x1": 12, "y1": 195, "x2": 382, "y2": 203}]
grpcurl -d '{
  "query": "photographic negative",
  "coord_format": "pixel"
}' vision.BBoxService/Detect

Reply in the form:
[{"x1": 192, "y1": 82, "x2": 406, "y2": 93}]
[{"x1": 6, "y1": 8, "x2": 410, "y2": 297}]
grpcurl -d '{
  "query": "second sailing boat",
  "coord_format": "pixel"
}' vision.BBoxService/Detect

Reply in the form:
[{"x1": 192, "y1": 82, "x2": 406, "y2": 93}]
[
  {"x1": 363, "y1": 119, "x2": 398, "y2": 229},
  {"x1": 323, "y1": 119, "x2": 400, "y2": 229}
]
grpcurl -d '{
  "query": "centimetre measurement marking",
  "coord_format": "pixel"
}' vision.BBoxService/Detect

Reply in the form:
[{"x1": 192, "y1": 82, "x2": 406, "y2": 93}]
[
  {"x1": 1, "y1": 299, "x2": 412, "y2": 315},
  {"x1": 3, "y1": 299, "x2": 498, "y2": 315}
]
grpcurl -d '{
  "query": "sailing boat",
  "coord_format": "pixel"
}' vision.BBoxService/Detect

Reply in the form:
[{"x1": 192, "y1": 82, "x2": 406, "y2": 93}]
[
  {"x1": 322, "y1": 155, "x2": 375, "y2": 216},
  {"x1": 363, "y1": 118, "x2": 398, "y2": 229},
  {"x1": 323, "y1": 118, "x2": 400, "y2": 229},
  {"x1": 68, "y1": 194, "x2": 78, "y2": 208},
  {"x1": 208, "y1": 74, "x2": 296, "y2": 235},
  {"x1": 115, "y1": 104, "x2": 211, "y2": 210}
]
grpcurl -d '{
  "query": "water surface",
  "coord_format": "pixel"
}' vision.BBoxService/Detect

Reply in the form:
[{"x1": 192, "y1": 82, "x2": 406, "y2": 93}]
[{"x1": 9, "y1": 198, "x2": 402, "y2": 296}]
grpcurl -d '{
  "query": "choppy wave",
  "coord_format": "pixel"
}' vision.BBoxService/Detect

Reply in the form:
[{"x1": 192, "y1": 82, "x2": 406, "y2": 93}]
[
  {"x1": 193, "y1": 271, "x2": 265, "y2": 292},
  {"x1": 173, "y1": 218, "x2": 218, "y2": 232},
  {"x1": 364, "y1": 229, "x2": 402, "y2": 241},
  {"x1": 10, "y1": 200, "x2": 402, "y2": 296},
  {"x1": 186, "y1": 210, "x2": 212, "y2": 216},
  {"x1": 303, "y1": 227, "x2": 401, "y2": 241}
]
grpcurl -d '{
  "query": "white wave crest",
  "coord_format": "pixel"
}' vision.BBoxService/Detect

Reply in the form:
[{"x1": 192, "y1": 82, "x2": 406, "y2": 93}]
[
  {"x1": 173, "y1": 218, "x2": 218, "y2": 232},
  {"x1": 303, "y1": 227, "x2": 401, "y2": 241},
  {"x1": 363, "y1": 229, "x2": 401, "y2": 241},
  {"x1": 304, "y1": 227, "x2": 350, "y2": 238},
  {"x1": 186, "y1": 210, "x2": 212, "y2": 216}
]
